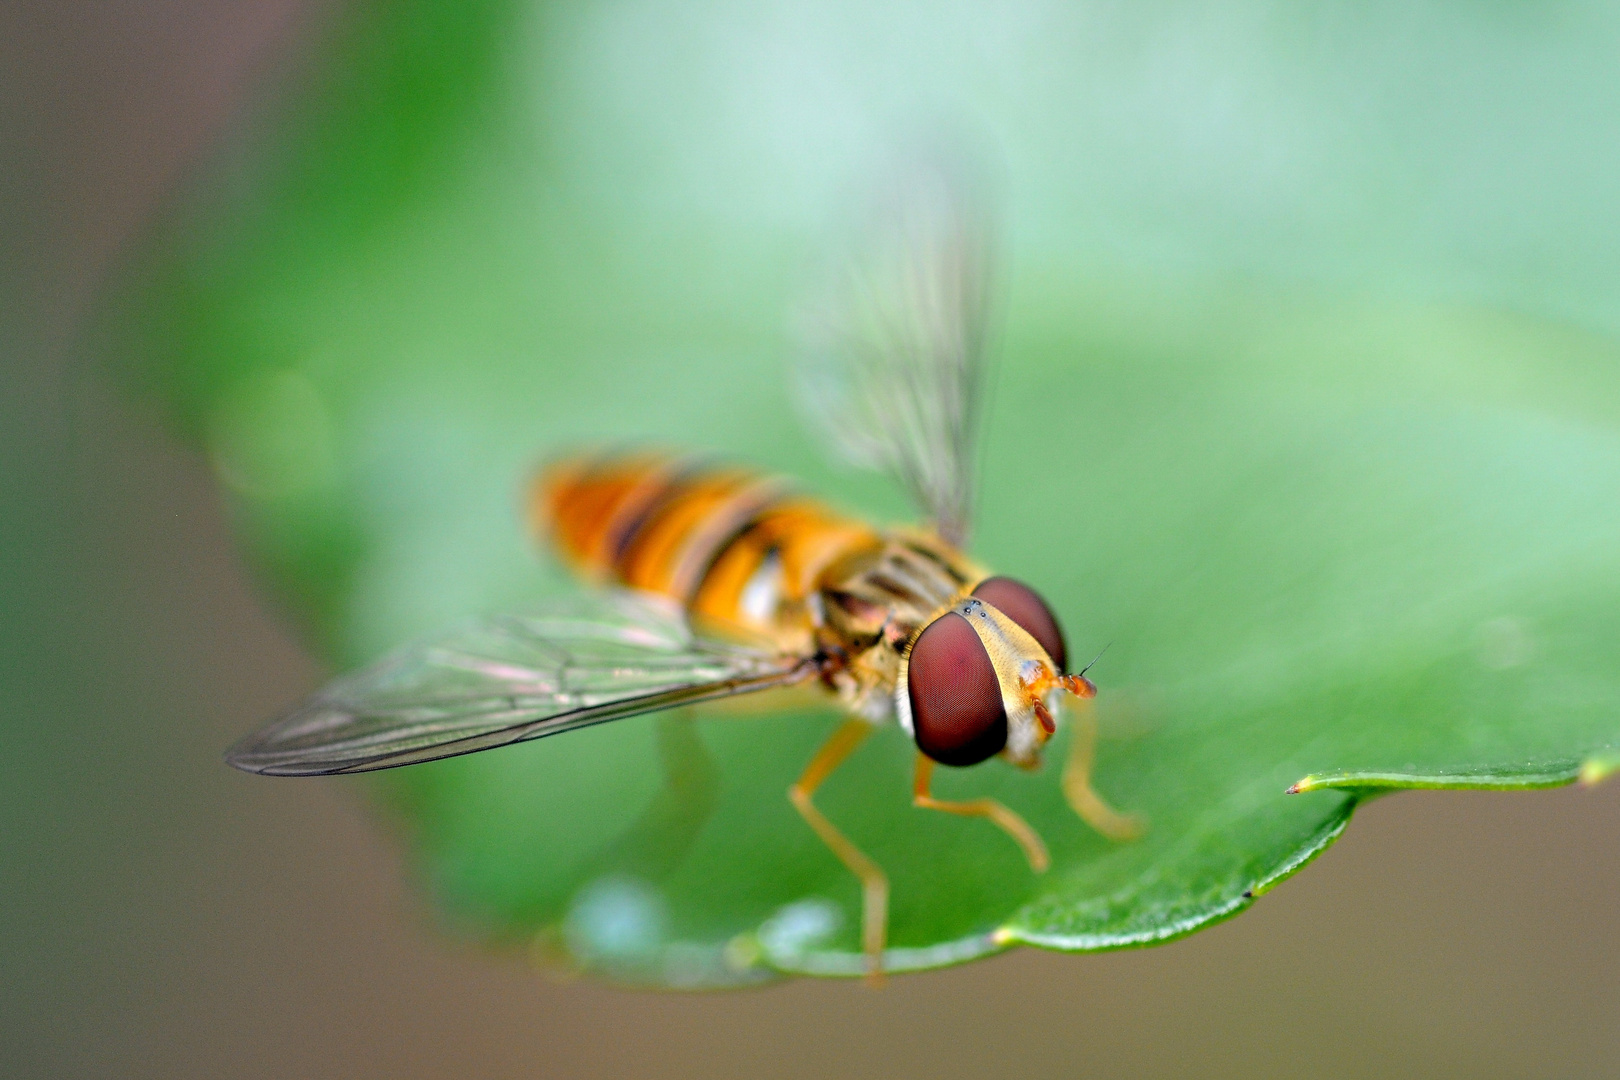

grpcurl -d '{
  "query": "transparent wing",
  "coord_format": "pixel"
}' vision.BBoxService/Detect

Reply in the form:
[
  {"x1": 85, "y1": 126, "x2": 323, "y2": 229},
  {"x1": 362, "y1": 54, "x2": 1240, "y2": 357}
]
[
  {"x1": 225, "y1": 592, "x2": 816, "y2": 776},
  {"x1": 795, "y1": 156, "x2": 993, "y2": 548}
]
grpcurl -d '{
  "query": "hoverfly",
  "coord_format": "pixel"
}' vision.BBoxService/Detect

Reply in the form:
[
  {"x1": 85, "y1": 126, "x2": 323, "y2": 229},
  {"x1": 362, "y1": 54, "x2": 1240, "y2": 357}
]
[{"x1": 226, "y1": 160, "x2": 1141, "y2": 978}]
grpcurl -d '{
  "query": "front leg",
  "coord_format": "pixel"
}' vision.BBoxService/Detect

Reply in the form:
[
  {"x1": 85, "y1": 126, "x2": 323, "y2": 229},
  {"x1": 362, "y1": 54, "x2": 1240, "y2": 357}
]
[
  {"x1": 1061, "y1": 701, "x2": 1144, "y2": 841},
  {"x1": 912, "y1": 753, "x2": 1050, "y2": 873}
]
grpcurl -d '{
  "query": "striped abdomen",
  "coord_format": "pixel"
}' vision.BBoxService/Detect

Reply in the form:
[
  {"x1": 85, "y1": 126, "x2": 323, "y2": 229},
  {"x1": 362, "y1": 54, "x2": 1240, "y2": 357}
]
[{"x1": 534, "y1": 455, "x2": 882, "y2": 651}]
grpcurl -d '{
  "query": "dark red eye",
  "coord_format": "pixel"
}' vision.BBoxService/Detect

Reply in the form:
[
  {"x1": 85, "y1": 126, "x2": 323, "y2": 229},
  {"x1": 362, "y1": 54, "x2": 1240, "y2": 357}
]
[
  {"x1": 971, "y1": 576, "x2": 1067, "y2": 670},
  {"x1": 907, "y1": 612, "x2": 1007, "y2": 767}
]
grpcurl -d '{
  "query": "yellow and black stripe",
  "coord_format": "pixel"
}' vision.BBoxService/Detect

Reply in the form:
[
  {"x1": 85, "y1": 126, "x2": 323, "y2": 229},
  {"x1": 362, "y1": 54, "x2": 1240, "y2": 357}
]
[{"x1": 534, "y1": 454, "x2": 883, "y2": 647}]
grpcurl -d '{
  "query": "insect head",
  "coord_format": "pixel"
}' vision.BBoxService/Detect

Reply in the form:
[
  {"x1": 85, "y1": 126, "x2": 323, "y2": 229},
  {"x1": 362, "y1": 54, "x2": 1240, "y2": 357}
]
[{"x1": 900, "y1": 576, "x2": 1095, "y2": 769}]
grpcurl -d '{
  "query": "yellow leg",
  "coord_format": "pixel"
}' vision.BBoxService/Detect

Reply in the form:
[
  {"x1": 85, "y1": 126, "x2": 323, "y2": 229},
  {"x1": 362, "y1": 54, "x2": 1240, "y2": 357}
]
[
  {"x1": 912, "y1": 754, "x2": 1050, "y2": 873},
  {"x1": 789, "y1": 719, "x2": 888, "y2": 982},
  {"x1": 1062, "y1": 701, "x2": 1144, "y2": 841}
]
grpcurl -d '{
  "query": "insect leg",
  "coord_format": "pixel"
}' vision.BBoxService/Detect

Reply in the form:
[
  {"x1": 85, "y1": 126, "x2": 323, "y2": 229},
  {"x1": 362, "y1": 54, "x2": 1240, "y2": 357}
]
[
  {"x1": 581, "y1": 711, "x2": 719, "y2": 884},
  {"x1": 912, "y1": 754, "x2": 1049, "y2": 873},
  {"x1": 1061, "y1": 700, "x2": 1144, "y2": 841},
  {"x1": 788, "y1": 718, "x2": 888, "y2": 981}
]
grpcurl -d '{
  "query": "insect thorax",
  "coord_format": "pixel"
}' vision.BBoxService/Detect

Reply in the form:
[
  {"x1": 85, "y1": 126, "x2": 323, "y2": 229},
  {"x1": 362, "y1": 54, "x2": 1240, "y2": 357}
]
[{"x1": 813, "y1": 533, "x2": 983, "y2": 723}]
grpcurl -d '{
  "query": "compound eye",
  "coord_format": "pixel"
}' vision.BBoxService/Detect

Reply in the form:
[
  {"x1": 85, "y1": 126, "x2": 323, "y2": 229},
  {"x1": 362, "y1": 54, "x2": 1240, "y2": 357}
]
[
  {"x1": 971, "y1": 576, "x2": 1067, "y2": 670},
  {"x1": 907, "y1": 612, "x2": 1007, "y2": 767}
]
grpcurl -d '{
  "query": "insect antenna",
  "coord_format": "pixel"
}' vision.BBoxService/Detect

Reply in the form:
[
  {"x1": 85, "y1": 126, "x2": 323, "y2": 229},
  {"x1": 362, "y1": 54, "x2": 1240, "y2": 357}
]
[{"x1": 1077, "y1": 642, "x2": 1112, "y2": 679}]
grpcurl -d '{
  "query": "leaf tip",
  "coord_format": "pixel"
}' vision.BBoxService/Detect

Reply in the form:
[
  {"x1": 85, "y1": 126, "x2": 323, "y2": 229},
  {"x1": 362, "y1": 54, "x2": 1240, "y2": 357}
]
[{"x1": 1579, "y1": 751, "x2": 1620, "y2": 787}]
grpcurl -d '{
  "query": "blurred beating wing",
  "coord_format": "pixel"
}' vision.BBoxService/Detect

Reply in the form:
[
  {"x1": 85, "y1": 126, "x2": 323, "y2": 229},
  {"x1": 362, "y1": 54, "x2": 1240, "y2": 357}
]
[
  {"x1": 225, "y1": 593, "x2": 816, "y2": 776},
  {"x1": 795, "y1": 156, "x2": 993, "y2": 548}
]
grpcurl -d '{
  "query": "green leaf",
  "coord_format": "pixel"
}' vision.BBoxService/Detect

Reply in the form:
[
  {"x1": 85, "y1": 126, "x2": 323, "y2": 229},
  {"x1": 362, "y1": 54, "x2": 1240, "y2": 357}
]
[
  {"x1": 1289, "y1": 761, "x2": 1587, "y2": 795},
  {"x1": 105, "y1": 0, "x2": 1620, "y2": 985}
]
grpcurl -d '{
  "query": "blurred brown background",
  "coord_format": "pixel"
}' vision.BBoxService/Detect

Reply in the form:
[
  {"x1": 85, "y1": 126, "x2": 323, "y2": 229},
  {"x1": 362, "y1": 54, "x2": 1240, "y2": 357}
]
[{"x1": 4, "y1": 4, "x2": 1619, "y2": 1077}]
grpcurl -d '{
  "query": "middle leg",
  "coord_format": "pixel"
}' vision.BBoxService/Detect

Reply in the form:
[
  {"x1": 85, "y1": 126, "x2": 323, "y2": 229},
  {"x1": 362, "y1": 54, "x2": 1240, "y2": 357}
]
[{"x1": 789, "y1": 718, "x2": 889, "y2": 980}]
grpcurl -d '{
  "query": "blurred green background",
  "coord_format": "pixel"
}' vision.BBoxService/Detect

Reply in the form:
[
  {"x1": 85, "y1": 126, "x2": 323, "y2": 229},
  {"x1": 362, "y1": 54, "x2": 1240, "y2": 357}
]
[{"x1": 7, "y1": 0, "x2": 1620, "y2": 1076}]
